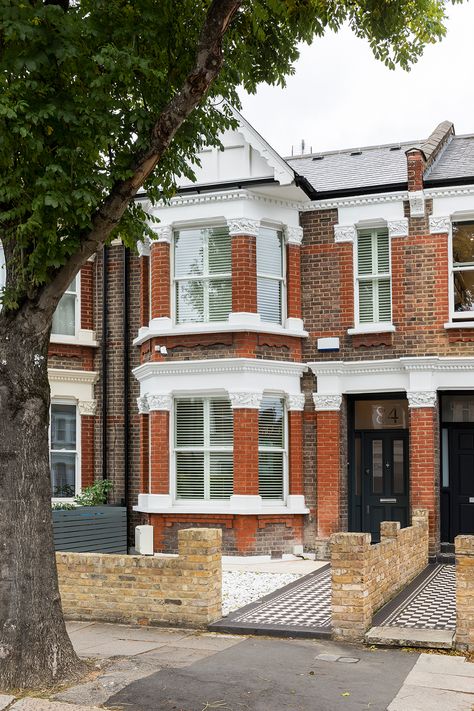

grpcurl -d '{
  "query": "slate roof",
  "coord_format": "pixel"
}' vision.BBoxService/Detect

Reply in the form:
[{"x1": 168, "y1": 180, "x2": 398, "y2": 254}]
[{"x1": 287, "y1": 134, "x2": 474, "y2": 196}]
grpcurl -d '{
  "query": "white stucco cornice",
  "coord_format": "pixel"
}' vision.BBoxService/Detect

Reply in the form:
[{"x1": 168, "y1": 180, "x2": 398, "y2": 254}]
[
  {"x1": 134, "y1": 358, "x2": 308, "y2": 381},
  {"x1": 150, "y1": 188, "x2": 305, "y2": 213},
  {"x1": 300, "y1": 190, "x2": 409, "y2": 212}
]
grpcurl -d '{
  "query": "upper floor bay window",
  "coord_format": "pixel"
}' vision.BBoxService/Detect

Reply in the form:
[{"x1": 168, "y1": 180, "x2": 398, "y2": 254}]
[
  {"x1": 174, "y1": 226, "x2": 232, "y2": 324},
  {"x1": 52, "y1": 276, "x2": 78, "y2": 336},
  {"x1": 174, "y1": 397, "x2": 234, "y2": 500},
  {"x1": 258, "y1": 396, "x2": 286, "y2": 500},
  {"x1": 50, "y1": 402, "x2": 78, "y2": 498},
  {"x1": 356, "y1": 229, "x2": 391, "y2": 325},
  {"x1": 257, "y1": 227, "x2": 284, "y2": 324},
  {"x1": 452, "y1": 221, "x2": 474, "y2": 319}
]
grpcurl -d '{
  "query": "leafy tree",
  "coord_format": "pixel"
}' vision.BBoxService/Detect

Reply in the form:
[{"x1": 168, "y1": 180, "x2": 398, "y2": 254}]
[{"x1": 0, "y1": 0, "x2": 455, "y2": 691}]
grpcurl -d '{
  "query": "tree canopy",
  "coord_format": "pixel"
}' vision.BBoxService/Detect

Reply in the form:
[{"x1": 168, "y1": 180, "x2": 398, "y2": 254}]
[{"x1": 0, "y1": 0, "x2": 454, "y2": 316}]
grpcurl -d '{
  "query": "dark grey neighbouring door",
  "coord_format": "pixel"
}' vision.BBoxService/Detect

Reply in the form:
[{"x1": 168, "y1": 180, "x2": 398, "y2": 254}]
[
  {"x1": 361, "y1": 432, "x2": 409, "y2": 542},
  {"x1": 449, "y1": 428, "x2": 474, "y2": 540}
]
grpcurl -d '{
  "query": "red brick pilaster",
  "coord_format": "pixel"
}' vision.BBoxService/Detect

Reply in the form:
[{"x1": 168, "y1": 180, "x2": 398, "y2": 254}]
[
  {"x1": 139, "y1": 254, "x2": 150, "y2": 328},
  {"x1": 288, "y1": 402, "x2": 304, "y2": 496},
  {"x1": 315, "y1": 397, "x2": 342, "y2": 539},
  {"x1": 229, "y1": 219, "x2": 259, "y2": 315},
  {"x1": 149, "y1": 401, "x2": 171, "y2": 494},
  {"x1": 232, "y1": 403, "x2": 260, "y2": 496},
  {"x1": 287, "y1": 243, "x2": 302, "y2": 320},
  {"x1": 139, "y1": 412, "x2": 150, "y2": 492},
  {"x1": 80, "y1": 415, "x2": 95, "y2": 489},
  {"x1": 80, "y1": 261, "x2": 94, "y2": 331},
  {"x1": 150, "y1": 227, "x2": 171, "y2": 320},
  {"x1": 408, "y1": 398, "x2": 438, "y2": 553}
]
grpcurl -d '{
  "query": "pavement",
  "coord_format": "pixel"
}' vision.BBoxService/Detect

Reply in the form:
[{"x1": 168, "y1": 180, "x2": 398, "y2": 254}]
[{"x1": 1, "y1": 621, "x2": 474, "y2": 711}]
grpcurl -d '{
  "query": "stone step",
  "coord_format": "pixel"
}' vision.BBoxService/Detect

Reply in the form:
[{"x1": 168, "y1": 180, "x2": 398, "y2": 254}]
[
  {"x1": 436, "y1": 552, "x2": 455, "y2": 564},
  {"x1": 365, "y1": 625, "x2": 454, "y2": 649},
  {"x1": 440, "y1": 542, "x2": 455, "y2": 553}
]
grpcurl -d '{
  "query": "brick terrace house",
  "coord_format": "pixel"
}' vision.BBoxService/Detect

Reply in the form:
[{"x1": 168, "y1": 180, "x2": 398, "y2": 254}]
[{"x1": 4, "y1": 108, "x2": 474, "y2": 558}]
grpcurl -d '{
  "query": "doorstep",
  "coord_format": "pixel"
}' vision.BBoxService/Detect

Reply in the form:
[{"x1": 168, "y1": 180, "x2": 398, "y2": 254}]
[{"x1": 365, "y1": 626, "x2": 454, "y2": 649}]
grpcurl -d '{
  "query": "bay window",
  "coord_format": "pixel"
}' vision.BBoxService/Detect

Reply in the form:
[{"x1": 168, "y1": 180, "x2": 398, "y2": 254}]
[
  {"x1": 452, "y1": 221, "x2": 474, "y2": 318},
  {"x1": 174, "y1": 226, "x2": 232, "y2": 324},
  {"x1": 356, "y1": 229, "x2": 391, "y2": 324},
  {"x1": 258, "y1": 396, "x2": 286, "y2": 500},
  {"x1": 52, "y1": 276, "x2": 78, "y2": 336},
  {"x1": 50, "y1": 403, "x2": 78, "y2": 498},
  {"x1": 174, "y1": 397, "x2": 233, "y2": 499},
  {"x1": 257, "y1": 227, "x2": 284, "y2": 324}
]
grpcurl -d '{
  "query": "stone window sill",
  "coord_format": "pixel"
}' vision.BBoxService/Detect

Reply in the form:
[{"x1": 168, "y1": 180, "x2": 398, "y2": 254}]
[
  {"x1": 50, "y1": 329, "x2": 98, "y2": 347},
  {"x1": 134, "y1": 493, "x2": 309, "y2": 516},
  {"x1": 347, "y1": 324, "x2": 396, "y2": 336},
  {"x1": 444, "y1": 321, "x2": 474, "y2": 330}
]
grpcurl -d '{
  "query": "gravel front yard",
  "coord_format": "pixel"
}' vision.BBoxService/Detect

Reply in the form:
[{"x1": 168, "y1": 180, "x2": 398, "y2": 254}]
[{"x1": 222, "y1": 570, "x2": 302, "y2": 616}]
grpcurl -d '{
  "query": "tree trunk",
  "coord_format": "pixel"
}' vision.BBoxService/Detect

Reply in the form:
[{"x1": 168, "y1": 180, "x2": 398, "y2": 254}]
[{"x1": 0, "y1": 313, "x2": 85, "y2": 691}]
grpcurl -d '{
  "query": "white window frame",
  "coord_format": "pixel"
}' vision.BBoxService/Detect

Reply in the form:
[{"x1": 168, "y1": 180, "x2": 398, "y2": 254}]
[
  {"x1": 51, "y1": 272, "x2": 81, "y2": 341},
  {"x1": 50, "y1": 399, "x2": 81, "y2": 501},
  {"x1": 257, "y1": 226, "x2": 286, "y2": 326},
  {"x1": 449, "y1": 220, "x2": 474, "y2": 322},
  {"x1": 172, "y1": 394, "x2": 234, "y2": 502},
  {"x1": 354, "y1": 227, "x2": 392, "y2": 328},
  {"x1": 172, "y1": 225, "x2": 232, "y2": 325},
  {"x1": 258, "y1": 392, "x2": 288, "y2": 505}
]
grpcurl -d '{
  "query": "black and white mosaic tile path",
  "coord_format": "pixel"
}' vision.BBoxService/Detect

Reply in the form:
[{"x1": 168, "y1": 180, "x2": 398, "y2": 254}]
[
  {"x1": 373, "y1": 564, "x2": 456, "y2": 631},
  {"x1": 209, "y1": 564, "x2": 332, "y2": 638}
]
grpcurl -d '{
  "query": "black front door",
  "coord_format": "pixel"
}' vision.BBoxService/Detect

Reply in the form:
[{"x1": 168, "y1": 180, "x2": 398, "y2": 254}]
[
  {"x1": 362, "y1": 432, "x2": 409, "y2": 542},
  {"x1": 449, "y1": 428, "x2": 474, "y2": 539}
]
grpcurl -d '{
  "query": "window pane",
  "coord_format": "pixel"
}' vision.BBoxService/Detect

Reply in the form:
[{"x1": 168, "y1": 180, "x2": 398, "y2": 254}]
[
  {"x1": 259, "y1": 397, "x2": 284, "y2": 448},
  {"x1": 393, "y1": 440, "x2": 405, "y2": 494},
  {"x1": 51, "y1": 452, "x2": 76, "y2": 497},
  {"x1": 257, "y1": 228, "x2": 283, "y2": 277},
  {"x1": 442, "y1": 395, "x2": 474, "y2": 423},
  {"x1": 453, "y1": 222, "x2": 474, "y2": 267},
  {"x1": 52, "y1": 292, "x2": 76, "y2": 335},
  {"x1": 51, "y1": 404, "x2": 76, "y2": 450},
  {"x1": 259, "y1": 452, "x2": 284, "y2": 499},
  {"x1": 208, "y1": 228, "x2": 231, "y2": 275},
  {"x1": 354, "y1": 436, "x2": 361, "y2": 497},
  {"x1": 257, "y1": 277, "x2": 282, "y2": 324},
  {"x1": 209, "y1": 452, "x2": 233, "y2": 499},
  {"x1": 376, "y1": 233, "x2": 390, "y2": 273},
  {"x1": 357, "y1": 233, "x2": 373, "y2": 275},
  {"x1": 358, "y1": 281, "x2": 374, "y2": 323},
  {"x1": 176, "y1": 452, "x2": 204, "y2": 499},
  {"x1": 372, "y1": 439, "x2": 383, "y2": 494},
  {"x1": 176, "y1": 280, "x2": 204, "y2": 323},
  {"x1": 208, "y1": 279, "x2": 232, "y2": 322},
  {"x1": 174, "y1": 229, "x2": 204, "y2": 278},
  {"x1": 442, "y1": 428, "x2": 449, "y2": 487},
  {"x1": 453, "y1": 270, "x2": 474, "y2": 313},
  {"x1": 209, "y1": 399, "x2": 233, "y2": 447},
  {"x1": 377, "y1": 278, "x2": 392, "y2": 321},
  {"x1": 176, "y1": 399, "x2": 204, "y2": 447}
]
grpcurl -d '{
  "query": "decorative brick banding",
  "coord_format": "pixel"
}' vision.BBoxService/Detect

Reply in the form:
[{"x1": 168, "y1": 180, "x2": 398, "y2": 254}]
[
  {"x1": 57, "y1": 528, "x2": 222, "y2": 627},
  {"x1": 331, "y1": 508, "x2": 429, "y2": 641}
]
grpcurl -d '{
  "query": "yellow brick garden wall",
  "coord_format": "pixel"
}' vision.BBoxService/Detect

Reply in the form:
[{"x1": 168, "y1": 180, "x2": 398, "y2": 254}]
[
  {"x1": 455, "y1": 535, "x2": 474, "y2": 651},
  {"x1": 56, "y1": 528, "x2": 222, "y2": 628}
]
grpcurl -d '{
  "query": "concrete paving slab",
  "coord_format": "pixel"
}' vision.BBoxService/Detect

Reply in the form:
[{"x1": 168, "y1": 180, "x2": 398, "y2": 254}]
[
  {"x1": 74, "y1": 639, "x2": 164, "y2": 658},
  {"x1": 65, "y1": 622, "x2": 95, "y2": 634},
  {"x1": 366, "y1": 625, "x2": 454, "y2": 649},
  {"x1": 138, "y1": 645, "x2": 216, "y2": 668},
  {"x1": 415, "y1": 653, "x2": 474, "y2": 677},
  {"x1": 0, "y1": 695, "x2": 15, "y2": 710},
  {"x1": 222, "y1": 558, "x2": 326, "y2": 574},
  {"x1": 408, "y1": 669, "x2": 474, "y2": 694},
  {"x1": 158, "y1": 632, "x2": 246, "y2": 651},
  {"x1": 387, "y1": 683, "x2": 474, "y2": 711},
  {"x1": 69, "y1": 622, "x2": 192, "y2": 644},
  {"x1": 12, "y1": 700, "x2": 103, "y2": 711}
]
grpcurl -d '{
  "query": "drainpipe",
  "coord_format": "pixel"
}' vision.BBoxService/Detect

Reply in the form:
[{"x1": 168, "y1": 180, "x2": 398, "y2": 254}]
[
  {"x1": 101, "y1": 245, "x2": 108, "y2": 483},
  {"x1": 123, "y1": 246, "x2": 130, "y2": 514}
]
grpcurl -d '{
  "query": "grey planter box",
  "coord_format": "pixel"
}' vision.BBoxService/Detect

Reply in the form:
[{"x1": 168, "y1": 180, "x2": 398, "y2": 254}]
[{"x1": 52, "y1": 506, "x2": 127, "y2": 554}]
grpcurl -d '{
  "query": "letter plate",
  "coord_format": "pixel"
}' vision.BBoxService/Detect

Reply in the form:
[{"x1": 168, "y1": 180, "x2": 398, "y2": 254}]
[{"x1": 380, "y1": 498, "x2": 397, "y2": 503}]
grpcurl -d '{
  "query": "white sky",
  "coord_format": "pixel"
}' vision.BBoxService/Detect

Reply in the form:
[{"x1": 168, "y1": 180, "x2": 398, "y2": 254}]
[{"x1": 239, "y1": 2, "x2": 474, "y2": 157}]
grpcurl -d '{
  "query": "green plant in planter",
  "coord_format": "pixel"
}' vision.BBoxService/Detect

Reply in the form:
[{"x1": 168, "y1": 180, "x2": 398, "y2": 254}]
[
  {"x1": 74, "y1": 480, "x2": 114, "y2": 507},
  {"x1": 51, "y1": 502, "x2": 76, "y2": 511}
]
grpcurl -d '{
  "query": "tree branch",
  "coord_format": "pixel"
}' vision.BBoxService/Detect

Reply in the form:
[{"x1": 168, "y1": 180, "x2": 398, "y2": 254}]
[{"x1": 37, "y1": 0, "x2": 241, "y2": 317}]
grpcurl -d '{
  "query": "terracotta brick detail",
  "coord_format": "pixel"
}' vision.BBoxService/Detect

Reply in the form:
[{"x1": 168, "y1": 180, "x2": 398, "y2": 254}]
[
  {"x1": 81, "y1": 416, "x2": 95, "y2": 488},
  {"x1": 150, "y1": 241, "x2": 170, "y2": 319},
  {"x1": 287, "y1": 244, "x2": 302, "y2": 319},
  {"x1": 316, "y1": 410, "x2": 341, "y2": 539},
  {"x1": 232, "y1": 234, "x2": 257, "y2": 313},
  {"x1": 139, "y1": 256, "x2": 150, "y2": 327},
  {"x1": 233, "y1": 408, "x2": 259, "y2": 495},
  {"x1": 289, "y1": 410, "x2": 303, "y2": 495},
  {"x1": 80, "y1": 262, "x2": 94, "y2": 330},
  {"x1": 149, "y1": 410, "x2": 169, "y2": 494},
  {"x1": 409, "y1": 407, "x2": 438, "y2": 552}
]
